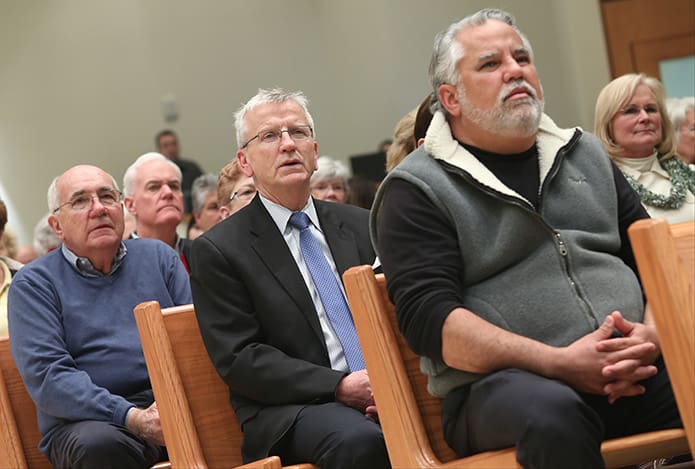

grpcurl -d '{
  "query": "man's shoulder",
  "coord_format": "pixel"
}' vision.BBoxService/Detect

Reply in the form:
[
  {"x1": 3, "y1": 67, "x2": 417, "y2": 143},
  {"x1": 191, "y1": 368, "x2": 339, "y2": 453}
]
[
  {"x1": 124, "y1": 237, "x2": 179, "y2": 260},
  {"x1": 9, "y1": 250, "x2": 69, "y2": 298},
  {"x1": 193, "y1": 206, "x2": 258, "y2": 253}
]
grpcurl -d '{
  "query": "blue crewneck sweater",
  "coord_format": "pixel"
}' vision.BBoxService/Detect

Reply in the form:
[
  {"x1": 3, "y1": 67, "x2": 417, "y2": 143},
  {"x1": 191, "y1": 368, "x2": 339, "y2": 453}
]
[{"x1": 8, "y1": 238, "x2": 192, "y2": 454}]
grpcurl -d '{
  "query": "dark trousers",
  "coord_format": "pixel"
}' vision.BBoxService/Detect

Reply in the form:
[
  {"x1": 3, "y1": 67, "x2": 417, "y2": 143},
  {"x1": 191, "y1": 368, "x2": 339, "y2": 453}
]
[
  {"x1": 47, "y1": 390, "x2": 167, "y2": 469},
  {"x1": 272, "y1": 402, "x2": 390, "y2": 469},
  {"x1": 442, "y1": 359, "x2": 681, "y2": 469}
]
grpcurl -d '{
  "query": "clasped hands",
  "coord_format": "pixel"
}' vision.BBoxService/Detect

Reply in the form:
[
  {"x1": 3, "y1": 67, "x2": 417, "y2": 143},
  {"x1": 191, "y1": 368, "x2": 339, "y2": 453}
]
[
  {"x1": 336, "y1": 369, "x2": 378, "y2": 420},
  {"x1": 126, "y1": 401, "x2": 164, "y2": 445},
  {"x1": 560, "y1": 311, "x2": 660, "y2": 404}
]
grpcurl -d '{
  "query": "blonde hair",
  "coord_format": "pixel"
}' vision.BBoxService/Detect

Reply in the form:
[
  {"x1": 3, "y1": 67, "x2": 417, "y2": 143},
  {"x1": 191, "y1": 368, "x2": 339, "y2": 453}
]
[
  {"x1": 0, "y1": 228, "x2": 18, "y2": 259},
  {"x1": 594, "y1": 73, "x2": 676, "y2": 160},
  {"x1": 385, "y1": 107, "x2": 418, "y2": 173},
  {"x1": 217, "y1": 159, "x2": 245, "y2": 207}
]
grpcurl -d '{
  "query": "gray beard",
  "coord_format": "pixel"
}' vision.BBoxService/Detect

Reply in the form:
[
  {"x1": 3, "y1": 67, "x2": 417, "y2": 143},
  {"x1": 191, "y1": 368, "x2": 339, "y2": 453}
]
[{"x1": 458, "y1": 83, "x2": 544, "y2": 137}]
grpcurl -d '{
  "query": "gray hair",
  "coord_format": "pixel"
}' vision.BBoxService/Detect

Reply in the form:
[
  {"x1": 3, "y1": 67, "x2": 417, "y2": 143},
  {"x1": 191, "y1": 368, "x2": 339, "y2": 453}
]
[
  {"x1": 428, "y1": 8, "x2": 533, "y2": 114},
  {"x1": 123, "y1": 152, "x2": 182, "y2": 197},
  {"x1": 666, "y1": 96, "x2": 695, "y2": 143},
  {"x1": 191, "y1": 172, "x2": 218, "y2": 213},
  {"x1": 233, "y1": 88, "x2": 316, "y2": 149},
  {"x1": 311, "y1": 156, "x2": 350, "y2": 185},
  {"x1": 33, "y1": 213, "x2": 60, "y2": 255},
  {"x1": 47, "y1": 169, "x2": 120, "y2": 212}
]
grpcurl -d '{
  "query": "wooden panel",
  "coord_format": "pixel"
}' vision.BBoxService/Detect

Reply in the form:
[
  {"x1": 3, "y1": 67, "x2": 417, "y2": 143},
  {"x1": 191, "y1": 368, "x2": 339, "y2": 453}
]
[
  {"x1": 601, "y1": 0, "x2": 695, "y2": 77},
  {"x1": 633, "y1": 34, "x2": 695, "y2": 78},
  {"x1": 0, "y1": 337, "x2": 52, "y2": 469},
  {"x1": 164, "y1": 306, "x2": 243, "y2": 468},
  {"x1": 344, "y1": 264, "x2": 690, "y2": 468},
  {"x1": 135, "y1": 302, "x2": 315, "y2": 469},
  {"x1": 629, "y1": 220, "x2": 695, "y2": 456}
]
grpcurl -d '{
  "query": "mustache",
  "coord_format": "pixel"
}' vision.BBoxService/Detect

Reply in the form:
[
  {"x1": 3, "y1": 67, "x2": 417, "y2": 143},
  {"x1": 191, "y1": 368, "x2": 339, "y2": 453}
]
[{"x1": 500, "y1": 80, "x2": 538, "y2": 102}]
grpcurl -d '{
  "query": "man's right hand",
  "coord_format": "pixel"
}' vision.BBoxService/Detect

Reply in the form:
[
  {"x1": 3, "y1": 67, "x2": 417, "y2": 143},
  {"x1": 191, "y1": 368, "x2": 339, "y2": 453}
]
[
  {"x1": 335, "y1": 369, "x2": 375, "y2": 413},
  {"x1": 126, "y1": 402, "x2": 165, "y2": 445}
]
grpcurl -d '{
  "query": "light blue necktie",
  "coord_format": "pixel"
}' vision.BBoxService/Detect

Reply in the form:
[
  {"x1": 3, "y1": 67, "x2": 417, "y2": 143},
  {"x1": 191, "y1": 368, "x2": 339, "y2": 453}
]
[{"x1": 288, "y1": 211, "x2": 365, "y2": 372}]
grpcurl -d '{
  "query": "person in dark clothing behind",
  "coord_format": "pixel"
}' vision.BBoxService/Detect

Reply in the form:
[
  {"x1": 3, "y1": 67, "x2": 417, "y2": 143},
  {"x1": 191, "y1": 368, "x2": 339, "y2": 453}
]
[{"x1": 156, "y1": 129, "x2": 203, "y2": 214}]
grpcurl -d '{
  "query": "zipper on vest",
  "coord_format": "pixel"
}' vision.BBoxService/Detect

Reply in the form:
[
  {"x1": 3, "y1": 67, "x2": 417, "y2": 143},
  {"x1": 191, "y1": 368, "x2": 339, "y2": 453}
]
[
  {"x1": 552, "y1": 230, "x2": 598, "y2": 328},
  {"x1": 555, "y1": 232, "x2": 568, "y2": 256}
]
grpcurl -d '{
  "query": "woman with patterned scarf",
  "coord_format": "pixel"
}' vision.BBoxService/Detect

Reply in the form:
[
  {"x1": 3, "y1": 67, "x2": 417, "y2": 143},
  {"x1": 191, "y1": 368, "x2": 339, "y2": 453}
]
[{"x1": 595, "y1": 73, "x2": 694, "y2": 224}]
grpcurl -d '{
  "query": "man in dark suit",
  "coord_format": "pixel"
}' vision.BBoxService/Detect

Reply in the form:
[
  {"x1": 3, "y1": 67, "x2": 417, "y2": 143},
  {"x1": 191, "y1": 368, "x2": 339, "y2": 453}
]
[{"x1": 190, "y1": 88, "x2": 389, "y2": 469}]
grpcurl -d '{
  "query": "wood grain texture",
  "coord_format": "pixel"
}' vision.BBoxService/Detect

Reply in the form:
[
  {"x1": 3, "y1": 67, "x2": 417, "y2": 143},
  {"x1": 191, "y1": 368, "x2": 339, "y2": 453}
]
[
  {"x1": 629, "y1": 219, "x2": 695, "y2": 456},
  {"x1": 343, "y1": 265, "x2": 690, "y2": 468}
]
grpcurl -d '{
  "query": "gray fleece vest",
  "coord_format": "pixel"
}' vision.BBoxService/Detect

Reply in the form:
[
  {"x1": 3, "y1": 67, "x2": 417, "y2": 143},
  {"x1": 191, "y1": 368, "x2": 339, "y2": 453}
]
[{"x1": 371, "y1": 115, "x2": 644, "y2": 397}]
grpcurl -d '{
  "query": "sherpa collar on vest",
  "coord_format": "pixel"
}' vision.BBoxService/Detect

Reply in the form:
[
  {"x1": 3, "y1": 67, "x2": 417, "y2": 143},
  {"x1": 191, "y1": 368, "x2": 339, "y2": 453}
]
[{"x1": 424, "y1": 110, "x2": 578, "y2": 204}]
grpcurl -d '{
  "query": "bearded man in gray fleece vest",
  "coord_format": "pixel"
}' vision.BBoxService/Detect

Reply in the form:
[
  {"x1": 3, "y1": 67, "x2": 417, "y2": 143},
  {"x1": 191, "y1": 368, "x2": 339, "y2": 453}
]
[{"x1": 372, "y1": 9, "x2": 683, "y2": 469}]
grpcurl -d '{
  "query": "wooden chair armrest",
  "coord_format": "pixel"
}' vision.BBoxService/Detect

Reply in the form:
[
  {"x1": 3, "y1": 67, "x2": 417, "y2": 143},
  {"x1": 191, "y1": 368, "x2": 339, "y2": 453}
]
[{"x1": 233, "y1": 455, "x2": 282, "y2": 469}]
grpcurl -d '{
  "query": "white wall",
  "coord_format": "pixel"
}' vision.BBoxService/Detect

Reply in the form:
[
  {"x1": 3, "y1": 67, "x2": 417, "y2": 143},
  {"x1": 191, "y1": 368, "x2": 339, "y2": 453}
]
[{"x1": 0, "y1": 0, "x2": 611, "y2": 244}]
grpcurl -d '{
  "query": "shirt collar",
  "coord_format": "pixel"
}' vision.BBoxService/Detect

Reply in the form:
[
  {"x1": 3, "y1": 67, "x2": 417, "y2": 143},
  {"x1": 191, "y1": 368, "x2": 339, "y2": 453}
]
[
  {"x1": 258, "y1": 194, "x2": 321, "y2": 234},
  {"x1": 613, "y1": 152, "x2": 668, "y2": 178},
  {"x1": 61, "y1": 242, "x2": 128, "y2": 277}
]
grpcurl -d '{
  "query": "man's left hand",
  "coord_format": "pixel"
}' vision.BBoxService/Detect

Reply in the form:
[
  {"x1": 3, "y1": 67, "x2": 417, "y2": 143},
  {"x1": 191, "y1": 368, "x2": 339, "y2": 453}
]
[{"x1": 595, "y1": 311, "x2": 660, "y2": 403}]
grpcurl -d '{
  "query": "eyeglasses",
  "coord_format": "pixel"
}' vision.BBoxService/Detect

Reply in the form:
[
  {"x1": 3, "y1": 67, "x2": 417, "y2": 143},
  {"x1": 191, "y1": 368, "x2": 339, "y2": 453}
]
[
  {"x1": 619, "y1": 104, "x2": 660, "y2": 118},
  {"x1": 241, "y1": 125, "x2": 313, "y2": 149},
  {"x1": 229, "y1": 188, "x2": 257, "y2": 202},
  {"x1": 53, "y1": 188, "x2": 122, "y2": 213}
]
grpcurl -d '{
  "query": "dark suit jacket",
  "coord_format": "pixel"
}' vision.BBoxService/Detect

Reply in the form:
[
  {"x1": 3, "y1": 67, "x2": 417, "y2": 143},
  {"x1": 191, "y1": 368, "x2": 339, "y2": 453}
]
[{"x1": 190, "y1": 195, "x2": 376, "y2": 462}]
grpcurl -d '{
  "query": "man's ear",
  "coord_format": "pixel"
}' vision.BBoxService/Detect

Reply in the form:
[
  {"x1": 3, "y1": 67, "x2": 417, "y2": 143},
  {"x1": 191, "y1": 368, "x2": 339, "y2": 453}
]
[
  {"x1": 438, "y1": 84, "x2": 461, "y2": 117},
  {"x1": 123, "y1": 197, "x2": 136, "y2": 215},
  {"x1": 237, "y1": 151, "x2": 254, "y2": 178},
  {"x1": 310, "y1": 142, "x2": 319, "y2": 172},
  {"x1": 47, "y1": 214, "x2": 65, "y2": 240}
]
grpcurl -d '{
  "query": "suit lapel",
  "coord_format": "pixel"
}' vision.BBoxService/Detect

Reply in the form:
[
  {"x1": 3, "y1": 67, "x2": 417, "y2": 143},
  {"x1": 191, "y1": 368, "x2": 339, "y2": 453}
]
[
  {"x1": 315, "y1": 201, "x2": 362, "y2": 278},
  {"x1": 247, "y1": 198, "x2": 326, "y2": 344}
]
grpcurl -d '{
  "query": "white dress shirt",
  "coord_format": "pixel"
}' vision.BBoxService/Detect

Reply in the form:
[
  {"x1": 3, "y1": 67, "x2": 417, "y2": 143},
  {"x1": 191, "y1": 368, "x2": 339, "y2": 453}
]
[{"x1": 259, "y1": 194, "x2": 350, "y2": 372}]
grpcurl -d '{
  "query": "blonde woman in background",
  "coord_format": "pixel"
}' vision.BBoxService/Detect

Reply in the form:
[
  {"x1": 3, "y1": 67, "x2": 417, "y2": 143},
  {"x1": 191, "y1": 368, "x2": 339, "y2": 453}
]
[
  {"x1": 594, "y1": 73, "x2": 695, "y2": 223},
  {"x1": 217, "y1": 158, "x2": 257, "y2": 219}
]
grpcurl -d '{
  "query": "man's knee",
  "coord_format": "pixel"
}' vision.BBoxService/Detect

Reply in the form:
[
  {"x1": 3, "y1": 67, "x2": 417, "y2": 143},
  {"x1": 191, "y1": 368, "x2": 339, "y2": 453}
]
[
  {"x1": 50, "y1": 421, "x2": 155, "y2": 469},
  {"x1": 517, "y1": 382, "x2": 604, "y2": 468},
  {"x1": 447, "y1": 370, "x2": 604, "y2": 467},
  {"x1": 319, "y1": 420, "x2": 389, "y2": 469}
]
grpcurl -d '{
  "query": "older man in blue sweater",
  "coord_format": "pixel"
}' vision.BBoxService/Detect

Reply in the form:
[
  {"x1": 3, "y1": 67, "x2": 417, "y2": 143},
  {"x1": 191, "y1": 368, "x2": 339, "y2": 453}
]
[{"x1": 8, "y1": 164, "x2": 192, "y2": 469}]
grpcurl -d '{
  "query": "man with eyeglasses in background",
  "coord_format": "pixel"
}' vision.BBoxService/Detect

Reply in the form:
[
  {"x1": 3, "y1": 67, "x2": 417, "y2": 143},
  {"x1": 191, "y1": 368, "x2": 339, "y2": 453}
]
[
  {"x1": 123, "y1": 152, "x2": 192, "y2": 272},
  {"x1": 8, "y1": 164, "x2": 191, "y2": 468},
  {"x1": 190, "y1": 88, "x2": 389, "y2": 469}
]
